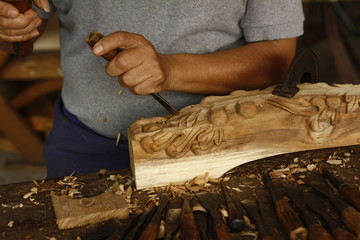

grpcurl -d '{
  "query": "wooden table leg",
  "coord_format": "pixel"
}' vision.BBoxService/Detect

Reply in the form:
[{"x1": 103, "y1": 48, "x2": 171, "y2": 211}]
[{"x1": 0, "y1": 94, "x2": 43, "y2": 163}]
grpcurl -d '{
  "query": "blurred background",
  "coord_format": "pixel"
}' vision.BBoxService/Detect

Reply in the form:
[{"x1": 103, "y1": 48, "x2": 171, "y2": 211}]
[{"x1": 0, "y1": 1, "x2": 359, "y2": 185}]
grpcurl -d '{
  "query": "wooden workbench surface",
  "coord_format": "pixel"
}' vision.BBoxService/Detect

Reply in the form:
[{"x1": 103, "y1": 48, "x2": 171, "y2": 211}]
[{"x1": 0, "y1": 145, "x2": 359, "y2": 240}]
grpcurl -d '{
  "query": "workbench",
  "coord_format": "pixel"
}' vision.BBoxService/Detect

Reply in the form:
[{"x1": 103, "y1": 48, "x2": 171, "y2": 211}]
[{"x1": 0, "y1": 145, "x2": 359, "y2": 240}]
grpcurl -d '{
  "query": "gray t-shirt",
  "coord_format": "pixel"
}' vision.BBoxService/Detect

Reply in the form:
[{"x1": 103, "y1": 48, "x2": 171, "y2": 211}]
[{"x1": 38, "y1": 0, "x2": 304, "y2": 139}]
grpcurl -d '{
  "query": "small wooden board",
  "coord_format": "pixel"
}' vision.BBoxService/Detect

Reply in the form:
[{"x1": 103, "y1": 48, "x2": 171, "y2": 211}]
[
  {"x1": 51, "y1": 184, "x2": 130, "y2": 229},
  {"x1": 129, "y1": 83, "x2": 360, "y2": 189}
]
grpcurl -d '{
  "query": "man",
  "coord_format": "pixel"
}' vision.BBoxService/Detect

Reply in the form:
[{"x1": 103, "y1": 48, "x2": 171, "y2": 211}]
[{"x1": 0, "y1": 0, "x2": 304, "y2": 177}]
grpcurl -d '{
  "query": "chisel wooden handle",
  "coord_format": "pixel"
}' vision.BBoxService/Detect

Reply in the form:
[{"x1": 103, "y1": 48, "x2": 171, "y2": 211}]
[
  {"x1": 138, "y1": 224, "x2": 158, "y2": 240},
  {"x1": 275, "y1": 199, "x2": 308, "y2": 240},
  {"x1": 308, "y1": 224, "x2": 334, "y2": 240},
  {"x1": 215, "y1": 224, "x2": 234, "y2": 240},
  {"x1": 332, "y1": 227, "x2": 357, "y2": 240},
  {"x1": 4, "y1": 0, "x2": 34, "y2": 56},
  {"x1": 179, "y1": 197, "x2": 201, "y2": 240},
  {"x1": 342, "y1": 207, "x2": 360, "y2": 239},
  {"x1": 322, "y1": 168, "x2": 360, "y2": 211}
]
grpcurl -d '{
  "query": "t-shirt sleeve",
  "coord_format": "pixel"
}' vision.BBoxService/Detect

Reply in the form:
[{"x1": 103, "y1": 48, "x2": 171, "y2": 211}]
[
  {"x1": 32, "y1": 0, "x2": 55, "y2": 19},
  {"x1": 240, "y1": 0, "x2": 304, "y2": 42}
]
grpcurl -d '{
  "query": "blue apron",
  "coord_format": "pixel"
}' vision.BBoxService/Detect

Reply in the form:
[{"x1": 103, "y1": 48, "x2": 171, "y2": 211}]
[{"x1": 44, "y1": 98, "x2": 130, "y2": 178}]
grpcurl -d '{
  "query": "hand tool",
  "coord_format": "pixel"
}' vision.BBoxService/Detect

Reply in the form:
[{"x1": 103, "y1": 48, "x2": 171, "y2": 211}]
[
  {"x1": 123, "y1": 200, "x2": 157, "y2": 240},
  {"x1": 165, "y1": 197, "x2": 182, "y2": 240},
  {"x1": 191, "y1": 197, "x2": 209, "y2": 240},
  {"x1": 106, "y1": 209, "x2": 142, "y2": 240},
  {"x1": 86, "y1": 30, "x2": 179, "y2": 115},
  {"x1": 179, "y1": 195, "x2": 201, "y2": 240},
  {"x1": 84, "y1": 219, "x2": 124, "y2": 240},
  {"x1": 304, "y1": 190, "x2": 357, "y2": 240},
  {"x1": 322, "y1": 167, "x2": 360, "y2": 211},
  {"x1": 241, "y1": 199, "x2": 275, "y2": 240},
  {"x1": 220, "y1": 182, "x2": 246, "y2": 232},
  {"x1": 263, "y1": 169, "x2": 308, "y2": 240},
  {"x1": 4, "y1": 0, "x2": 34, "y2": 56},
  {"x1": 283, "y1": 181, "x2": 334, "y2": 240},
  {"x1": 301, "y1": 172, "x2": 360, "y2": 238},
  {"x1": 195, "y1": 192, "x2": 234, "y2": 240},
  {"x1": 138, "y1": 193, "x2": 171, "y2": 240},
  {"x1": 272, "y1": 49, "x2": 319, "y2": 98}
]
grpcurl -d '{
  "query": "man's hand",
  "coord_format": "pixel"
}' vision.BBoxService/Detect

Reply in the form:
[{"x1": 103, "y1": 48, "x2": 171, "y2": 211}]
[
  {"x1": 0, "y1": 0, "x2": 50, "y2": 43},
  {"x1": 92, "y1": 31, "x2": 172, "y2": 96}
]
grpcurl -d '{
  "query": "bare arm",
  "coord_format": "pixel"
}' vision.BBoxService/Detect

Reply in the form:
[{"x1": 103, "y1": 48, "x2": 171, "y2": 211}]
[
  {"x1": 164, "y1": 38, "x2": 296, "y2": 94},
  {"x1": 93, "y1": 32, "x2": 296, "y2": 96}
]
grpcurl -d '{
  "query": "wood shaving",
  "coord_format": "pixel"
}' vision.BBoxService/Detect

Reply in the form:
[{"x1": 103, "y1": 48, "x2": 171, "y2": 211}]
[
  {"x1": 116, "y1": 133, "x2": 121, "y2": 146},
  {"x1": 307, "y1": 164, "x2": 317, "y2": 171},
  {"x1": 232, "y1": 187, "x2": 243, "y2": 192},
  {"x1": 7, "y1": 221, "x2": 14, "y2": 227},
  {"x1": 97, "y1": 169, "x2": 107, "y2": 176},
  {"x1": 118, "y1": 89, "x2": 123, "y2": 95},
  {"x1": 326, "y1": 160, "x2": 343, "y2": 165}
]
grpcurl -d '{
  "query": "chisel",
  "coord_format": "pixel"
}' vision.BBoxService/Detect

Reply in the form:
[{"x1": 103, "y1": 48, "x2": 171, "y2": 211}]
[
  {"x1": 302, "y1": 172, "x2": 360, "y2": 239},
  {"x1": 179, "y1": 196, "x2": 201, "y2": 240},
  {"x1": 165, "y1": 198, "x2": 182, "y2": 240},
  {"x1": 191, "y1": 197, "x2": 209, "y2": 240},
  {"x1": 138, "y1": 193, "x2": 171, "y2": 240},
  {"x1": 322, "y1": 167, "x2": 360, "y2": 211},
  {"x1": 283, "y1": 181, "x2": 333, "y2": 240},
  {"x1": 220, "y1": 182, "x2": 246, "y2": 233},
  {"x1": 86, "y1": 30, "x2": 179, "y2": 115},
  {"x1": 304, "y1": 190, "x2": 357, "y2": 240},
  {"x1": 241, "y1": 199, "x2": 275, "y2": 240},
  {"x1": 196, "y1": 192, "x2": 234, "y2": 240},
  {"x1": 4, "y1": 0, "x2": 34, "y2": 56},
  {"x1": 263, "y1": 170, "x2": 308, "y2": 240}
]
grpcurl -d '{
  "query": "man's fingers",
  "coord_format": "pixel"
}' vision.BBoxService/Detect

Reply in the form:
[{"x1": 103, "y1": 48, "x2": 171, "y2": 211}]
[
  {"x1": 92, "y1": 31, "x2": 147, "y2": 56},
  {"x1": 105, "y1": 48, "x2": 144, "y2": 77},
  {"x1": 33, "y1": 0, "x2": 51, "y2": 13},
  {"x1": 0, "y1": 1, "x2": 19, "y2": 18}
]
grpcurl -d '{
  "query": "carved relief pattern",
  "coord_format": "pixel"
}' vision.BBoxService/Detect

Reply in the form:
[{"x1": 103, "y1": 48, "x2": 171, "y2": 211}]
[{"x1": 131, "y1": 85, "x2": 360, "y2": 157}]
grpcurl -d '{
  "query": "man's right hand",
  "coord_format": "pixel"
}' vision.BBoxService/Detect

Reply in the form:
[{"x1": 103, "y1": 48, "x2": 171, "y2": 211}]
[{"x1": 0, "y1": 0, "x2": 50, "y2": 43}]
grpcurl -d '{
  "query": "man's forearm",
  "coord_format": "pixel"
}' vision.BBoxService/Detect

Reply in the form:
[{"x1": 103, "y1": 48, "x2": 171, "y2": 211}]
[{"x1": 165, "y1": 38, "x2": 297, "y2": 95}]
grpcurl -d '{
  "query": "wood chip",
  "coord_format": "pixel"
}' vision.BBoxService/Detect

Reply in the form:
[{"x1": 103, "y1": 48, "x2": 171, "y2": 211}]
[
  {"x1": 326, "y1": 160, "x2": 343, "y2": 165},
  {"x1": 7, "y1": 221, "x2": 14, "y2": 227}
]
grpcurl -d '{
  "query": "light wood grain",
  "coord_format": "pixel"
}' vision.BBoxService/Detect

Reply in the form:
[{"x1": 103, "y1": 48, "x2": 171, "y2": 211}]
[{"x1": 129, "y1": 83, "x2": 360, "y2": 189}]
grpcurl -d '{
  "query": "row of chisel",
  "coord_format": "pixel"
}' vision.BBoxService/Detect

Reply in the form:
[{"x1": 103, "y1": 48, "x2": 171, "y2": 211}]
[{"x1": 85, "y1": 166, "x2": 360, "y2": 240}]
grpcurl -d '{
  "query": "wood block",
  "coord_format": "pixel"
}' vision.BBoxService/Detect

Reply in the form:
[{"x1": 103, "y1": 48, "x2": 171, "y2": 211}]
[
  {"x1": 129, "y1": 83, "x2": 360, "y2": 189},
  {"x1": 51, "y1": 184, "x2": 130, "y2": 230}
]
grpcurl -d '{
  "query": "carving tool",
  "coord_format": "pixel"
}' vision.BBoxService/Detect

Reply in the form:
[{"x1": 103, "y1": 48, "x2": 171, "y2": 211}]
[
  {"x1": 179, "y1": 196, "x2": 201, "y2": 240},
  {"x1": 301, "y1": 172, "x2": 360, "y2": 238},
  {"x1": 106, "y1": 209, "x2": 142, "y2": 240},
  {"x1": 191, "y1": 197, "x2": 209, "y2": 240},
  {"x1": 84, "y1": 219, "x2": 124, "y2": 240},
  {"x1": 138, "y1": 193, "x2": 171, "y2": 240},
  {"x1": 85, "y1": 30, "x2": 179, "y2": 115},
  {"x1": 220, "y1": 182, "x2": 246, "y2": 232},
  {"x1": 304, "y1": 190, "x2": 357, "y2": 240},
  {"x1": 263, "y1": 170, "x2": 308, "y2": 240},
  {"x1": 272, "y1": 49, "x2": 319, "y2": 98},
  {"x1": 241, "y1": 199, "x2": 275, "y2": 240},
  {"x1": 322, "y1": 167, "x2": 360, "y2": 211},
  {"x1": 195, "y1": 192, "x2": 234, "y2": 240},
  {"x1": 164, "y1": 197, "x2": 182, "y2": 240},
  {"x1": 283, "y1": 182, "x2": 334, "y2": 240},
  {"x1": 123, "y1": 200, "x2": 157, "y2": 240},
  {"x1": 4, "y1": 0, "x2": 34, "y2": 56}
]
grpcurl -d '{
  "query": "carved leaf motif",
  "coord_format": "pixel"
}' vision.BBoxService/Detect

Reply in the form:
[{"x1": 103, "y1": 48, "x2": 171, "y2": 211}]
[{"x1": 345, "y1": 95, "x2": 360, "y2": 113}]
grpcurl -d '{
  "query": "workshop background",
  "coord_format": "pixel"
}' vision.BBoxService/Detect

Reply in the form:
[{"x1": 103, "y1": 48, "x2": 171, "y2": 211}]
[{"x1": 0, "y1": 1, "x2": 359, "y2": 185}]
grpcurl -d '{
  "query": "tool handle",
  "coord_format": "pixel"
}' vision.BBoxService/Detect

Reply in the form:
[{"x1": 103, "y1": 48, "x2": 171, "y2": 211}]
[
  {"x1": 342, "y1": 207, "x2": 360, "y2": 238},
  {"x1": 138, "y1": 223, "x2": 159, "y2": 240},
  {"x1": 180, "y1": 209, "x2": 201, "y2": 240},
  {"x1": 215, "y1": 224, "x2": 234, "y2": 240},
  {"x1": 332, "y1": 227, "x2": 357, "y2": 240},
  {"x1": 308, "y1": 224, "x2": 334, "y2": 240},
  {"x1": 322, "y1": 167, "x2": 360, "y2": 211},
  {"x1": 4, "y1": 0, "x2": 34, "y2": 56},
  {"x1": 275, "y1": 199, "x2": 308, "y2": 240},
  {"x1": 340, "y1": 185, "x2": 360, "y2": 211}
]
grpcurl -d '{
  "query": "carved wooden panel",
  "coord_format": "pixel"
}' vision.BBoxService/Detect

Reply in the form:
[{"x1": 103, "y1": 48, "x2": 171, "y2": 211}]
[{"x1": 128, "y1": 83, "x2": 360, "y2": 189}]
